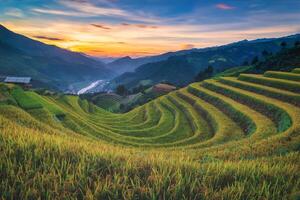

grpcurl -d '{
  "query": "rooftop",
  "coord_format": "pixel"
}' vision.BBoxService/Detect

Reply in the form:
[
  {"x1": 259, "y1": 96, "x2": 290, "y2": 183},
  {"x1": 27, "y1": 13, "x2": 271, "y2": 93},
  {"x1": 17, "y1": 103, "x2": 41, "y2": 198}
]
[{"x1": 4, "y1": 77, "x2": 31, "y2": 84}]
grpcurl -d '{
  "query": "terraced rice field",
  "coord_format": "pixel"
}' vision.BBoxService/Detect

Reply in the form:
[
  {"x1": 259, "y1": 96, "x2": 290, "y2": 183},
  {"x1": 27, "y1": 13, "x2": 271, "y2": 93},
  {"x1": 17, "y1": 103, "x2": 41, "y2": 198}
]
[{"x1": 0, "y1": 69, "x2": 299, "y2": 199}]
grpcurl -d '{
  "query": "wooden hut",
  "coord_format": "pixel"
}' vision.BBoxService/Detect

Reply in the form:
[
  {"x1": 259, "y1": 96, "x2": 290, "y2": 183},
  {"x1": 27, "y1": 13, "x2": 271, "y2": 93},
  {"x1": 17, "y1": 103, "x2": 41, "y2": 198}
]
[{"x1": 4, "y1": 76, "x2": 32, "y2": 89}]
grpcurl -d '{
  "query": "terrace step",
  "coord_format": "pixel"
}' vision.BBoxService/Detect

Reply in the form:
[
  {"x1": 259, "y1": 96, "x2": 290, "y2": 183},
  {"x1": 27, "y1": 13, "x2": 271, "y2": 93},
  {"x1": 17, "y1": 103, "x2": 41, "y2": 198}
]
[
  {"x1": 238, "y1": 74, "x2": 300, "y2": 93},
  {"x1": 176, "y1": 90, "x2": 214, "y2": 141},
  {"x1": 96, "y1": 102, "x2": 161, "y2": 130},
  {"x1": 292, "y1": 68, "x2": 300, "y2": 74},
  {"x1": 264, "y1": 71, "x2": 300, "y2": 82},
  {"x1": 190, "y1": 82, "x2": 277, "y2": 140},
  {"x1": 189, "y1": 83, "x2": 256, "y2": 135},
  {"x1": 184, "y1": 87, "x2": 244, "y2": 148},
  {"x1": 202, "y1": 79, "x2": 292, "y2": 133},
  {"x1": 219, "y1": 77, "x2": 300, "y2": 107},
  {"x1": 99, "y1": 101, "x2": 170, "y2": 136}
]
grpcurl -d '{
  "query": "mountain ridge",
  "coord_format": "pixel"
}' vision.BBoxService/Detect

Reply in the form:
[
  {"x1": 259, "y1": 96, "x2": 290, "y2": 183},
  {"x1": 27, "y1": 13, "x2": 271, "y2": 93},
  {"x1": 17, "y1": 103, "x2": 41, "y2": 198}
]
[
  {"x1": 0, "y1": 24, "x2": 115, "y2": 91},
  {"x1": 107, "y1": 33, "x2": 300, "y2": 76},
  {"x1": 110, "y1": 33, "x2": 300, "y2": 89}
]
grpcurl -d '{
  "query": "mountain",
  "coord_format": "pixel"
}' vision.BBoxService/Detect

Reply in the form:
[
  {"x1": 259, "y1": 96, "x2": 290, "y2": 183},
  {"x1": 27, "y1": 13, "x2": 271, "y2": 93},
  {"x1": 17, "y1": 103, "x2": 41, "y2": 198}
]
[
  {"x1": 107, "y1": 48, "x2": 203, "y2": 75},
  {"x1": 92, "y1": 56, "x2": 119, "y2": 64},
  {"x1": 0, "y1": 25, "x2": 115, "y2": 91},
  {"x1": 110, "y1": 34, "x2": 300, "y2": 89},
  {"x1": 107, "y1": 36, "x2": 298, "y2": 76}
]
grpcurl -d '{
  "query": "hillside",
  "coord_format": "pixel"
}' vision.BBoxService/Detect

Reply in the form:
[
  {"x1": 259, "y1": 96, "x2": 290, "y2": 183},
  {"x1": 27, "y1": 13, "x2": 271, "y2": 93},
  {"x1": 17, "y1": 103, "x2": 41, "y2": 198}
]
[
  {"x1": 81, "y1": 84, "x2": 175, "y2": 113},
  {"x1": 254, "y1": 46, "x2": 300, "y2": 72},
  {"x1": 107, "y1": 48, "x2": 204, "y2": 75},
  {"x1": 0, "y1": 68, "x2": 299, "y2": 199},
  {"x1": 0, "y1": 25, "x2": 115, "y2": 91},
  {"x1": 110, "y1": 34, "x2": 300, "y2": 89},
  {"x1": 80, "y1": 92, "x2": 123, "y2": 112}
]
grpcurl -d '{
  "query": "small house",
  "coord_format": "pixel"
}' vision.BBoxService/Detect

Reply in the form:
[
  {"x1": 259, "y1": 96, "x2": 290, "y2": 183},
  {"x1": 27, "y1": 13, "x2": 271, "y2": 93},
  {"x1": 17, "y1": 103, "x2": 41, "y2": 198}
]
[{"x1": 4, "y1": 76, "x2": 32, "y2": 89}]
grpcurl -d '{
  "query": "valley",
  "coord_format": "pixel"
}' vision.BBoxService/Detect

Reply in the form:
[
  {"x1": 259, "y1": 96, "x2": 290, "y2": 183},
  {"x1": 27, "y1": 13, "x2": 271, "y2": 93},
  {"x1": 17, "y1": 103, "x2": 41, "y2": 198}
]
[{"x1": 77, "y1": 80, "x2": 109, "y2": 95}]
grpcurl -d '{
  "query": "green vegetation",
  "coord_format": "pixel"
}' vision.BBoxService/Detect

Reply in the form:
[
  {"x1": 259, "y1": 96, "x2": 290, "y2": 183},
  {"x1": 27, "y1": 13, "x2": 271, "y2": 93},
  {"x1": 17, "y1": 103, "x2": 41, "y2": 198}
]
[
  {"x1": 0, "y1": 68, "x2": 300, "y2": 199},
  {"x1": 214, "y1": 65, "x2": 253, "y2": 78},
  {"x1": 81, "y1": 85, "x2": 171, "y2": 113},
  {"x1": 11, "y1": 87, "x2": 42, "y2": 110}
]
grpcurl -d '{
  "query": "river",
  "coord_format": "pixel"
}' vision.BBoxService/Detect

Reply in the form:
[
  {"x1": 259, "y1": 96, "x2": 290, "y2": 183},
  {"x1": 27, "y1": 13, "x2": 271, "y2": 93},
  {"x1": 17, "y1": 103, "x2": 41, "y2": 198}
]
[{"x1": 77, "y1": 80, "x2": 105, "y2": 95}]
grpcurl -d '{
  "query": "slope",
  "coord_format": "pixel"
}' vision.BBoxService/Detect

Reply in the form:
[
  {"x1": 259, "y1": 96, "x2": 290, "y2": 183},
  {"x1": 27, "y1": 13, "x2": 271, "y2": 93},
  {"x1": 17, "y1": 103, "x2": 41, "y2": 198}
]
[
  {"x1": 0, "y1": 25, "x2": 115, "y2": 91},
  {"x1": 111, "y1": 34, "x2": 300, "y2": 89}
]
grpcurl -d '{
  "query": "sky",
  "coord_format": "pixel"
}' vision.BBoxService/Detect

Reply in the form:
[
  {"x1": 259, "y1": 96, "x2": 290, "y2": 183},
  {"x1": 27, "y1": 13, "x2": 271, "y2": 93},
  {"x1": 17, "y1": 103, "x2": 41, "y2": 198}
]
[{"x1": 1, "y1": 0, "x2": 300, "y2": 57}]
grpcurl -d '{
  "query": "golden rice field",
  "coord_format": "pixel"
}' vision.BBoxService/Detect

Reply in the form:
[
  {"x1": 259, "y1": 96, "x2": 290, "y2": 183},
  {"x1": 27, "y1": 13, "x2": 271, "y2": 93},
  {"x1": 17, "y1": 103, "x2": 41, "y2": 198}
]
[{"x1": 0, "y1": 69, "x2": 300, "y2": 199}]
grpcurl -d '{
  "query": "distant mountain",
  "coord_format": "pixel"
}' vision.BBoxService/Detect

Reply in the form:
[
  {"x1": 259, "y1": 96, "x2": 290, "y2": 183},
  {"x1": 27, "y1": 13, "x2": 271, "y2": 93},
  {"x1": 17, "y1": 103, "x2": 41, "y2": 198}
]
[
  {"x1": 108, "y1": 36, "x2": 299, "y2": 76},
  {"x1": 92, "y1": 56, "x2": 119, "y2": 64},
  {"x1": 107, "y1": 48, "x2": 204, "y2": 75},
  {"x1": 110, "y1": 34, "x2": 300, "y2": 89},
  {"x1": 0, "y1": 25, "x2": 115, "y2": 91}
]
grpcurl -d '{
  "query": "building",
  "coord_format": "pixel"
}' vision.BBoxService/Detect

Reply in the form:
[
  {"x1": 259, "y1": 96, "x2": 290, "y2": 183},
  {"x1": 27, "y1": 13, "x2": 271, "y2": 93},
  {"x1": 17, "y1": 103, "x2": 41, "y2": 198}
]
[
  {"x1": 152, "y1": 83, "x2": 176, "y2": 93},
  {"x1": 4, "y1": 76, "x2": 32, "y2": 89}
]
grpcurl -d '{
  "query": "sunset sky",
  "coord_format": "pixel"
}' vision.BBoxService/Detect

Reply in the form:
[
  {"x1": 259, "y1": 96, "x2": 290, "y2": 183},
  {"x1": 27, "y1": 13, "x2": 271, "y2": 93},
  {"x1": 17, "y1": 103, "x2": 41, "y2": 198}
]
[{"x1": 1, "y1": 0, "x2": 300, "y2": 57}]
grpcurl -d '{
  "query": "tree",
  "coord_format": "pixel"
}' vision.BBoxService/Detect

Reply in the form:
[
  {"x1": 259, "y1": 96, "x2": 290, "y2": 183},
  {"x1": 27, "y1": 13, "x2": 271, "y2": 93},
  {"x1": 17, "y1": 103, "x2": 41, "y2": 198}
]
[
  {"x1": 194, "y1": 65, "x2": 214, "y2": 82},
  {"x1": 206, "y1": 65, "x2": 214, "y2": 74},
  {"x1": 280, "y1": 41, "x2": 287, "y2": 49},
  {"x1": 115, "y1": 85, "x2": 128, "y2": 96},
  {"x1": 262, "y1": 50, "x2": 269, "y2": 57},
  {"x1": 119, "y1": 103, "x2": 125, "y2": 110},
  {"x1": 131, "y1": 85, "x2": 149, "y2": 94},
  {"x1": 251, "y1": 56, "x2": 259, "y2": 65},
  {"x1": 243, "y1": 60, "x2": 249, "y2": 66},
  {"x1": 295, "y1": 41, "x2": 300, "y2": 47}
]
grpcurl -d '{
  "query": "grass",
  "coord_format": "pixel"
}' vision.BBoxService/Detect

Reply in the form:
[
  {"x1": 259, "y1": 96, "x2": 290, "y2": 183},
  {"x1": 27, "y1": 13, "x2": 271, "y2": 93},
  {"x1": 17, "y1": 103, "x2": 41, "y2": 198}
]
[
  {"x1": 0, "y1": 68, "x2": 300, "y2": 199},
  {"x1": 238, "y1": 74, "x2": 300, "y2": 93},
  {"x1": 90, "y1": 93, "x2": 122, "y2": 112},
  {"x1": 201, "y1": 79, "x2": 292, "y2": 133},
  {"x1": 292, "y1": 68, "x2": 300, "y2": 74},
  {"x1": 218, "y1": 77, "x2": 300, "y2": 107},
  {"x1": 11, "y1": 87, "x2": 42, "y2": 110},
  {"x1": 214, "y1": 65, "x2": 253, "y2": 78},
  {"x1": 264, "y1": 71, "x2": 300, "y2": 82}
]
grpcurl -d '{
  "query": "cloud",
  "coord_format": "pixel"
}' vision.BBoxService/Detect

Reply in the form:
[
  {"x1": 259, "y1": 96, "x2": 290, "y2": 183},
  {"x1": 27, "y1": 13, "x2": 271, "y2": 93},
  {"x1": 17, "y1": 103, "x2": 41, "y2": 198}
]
[
  {"x1": 181, "y1": 44, "x2": 195, "y2": 50},
  {"x1": 121, "y1": 23, "x2": 158, "y2": 29},
  {"x1": 4, "y1": 8, "x2": 24, "y2": 18},
  {"x1": 32, "y1": 8, "x2": 86, "y2": 16},
  {"x1": 62, "y1": 0, "x2": 88, "y2": 3},
  {"x1": 33, "y1": 35, "x2": 65, "y2": 41},
  {"x1": 216, "y1": 3, "x2": 235, "y2": 10},
  {"x1": 91, "y1": 24, "x2": 111, "y2": 30},
  {"x1": 32, "y1": 1, "x2": 159, "y2": 23},
  {"x1": 136, "y1": 24, "x2": 158, "y2": 29},
  {"x1": 58, "y1": 0, "x2": 159, "y2": 23},
  {"x1": 5, "y1": 2, "x2": 300, "y2": 58}
]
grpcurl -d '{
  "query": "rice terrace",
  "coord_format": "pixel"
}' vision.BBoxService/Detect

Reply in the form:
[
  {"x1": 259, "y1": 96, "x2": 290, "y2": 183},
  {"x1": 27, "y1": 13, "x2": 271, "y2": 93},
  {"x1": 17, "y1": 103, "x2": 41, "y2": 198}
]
[{"x1": 0, "y1": 0, "x2": 300, "y2": 199}]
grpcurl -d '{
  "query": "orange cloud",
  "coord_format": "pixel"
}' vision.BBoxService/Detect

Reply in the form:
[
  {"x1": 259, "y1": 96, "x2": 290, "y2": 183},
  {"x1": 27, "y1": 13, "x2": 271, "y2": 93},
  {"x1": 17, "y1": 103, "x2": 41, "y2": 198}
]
[
  {"x1": 216, "y1": 3, "x2": 235, "y2": 10},
  {"x1": 181, "y1": 44, "x2": 195, "y2": 50},
  {"x1": 3, "y1": 19, "x2": 299, "y2": 58}
]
